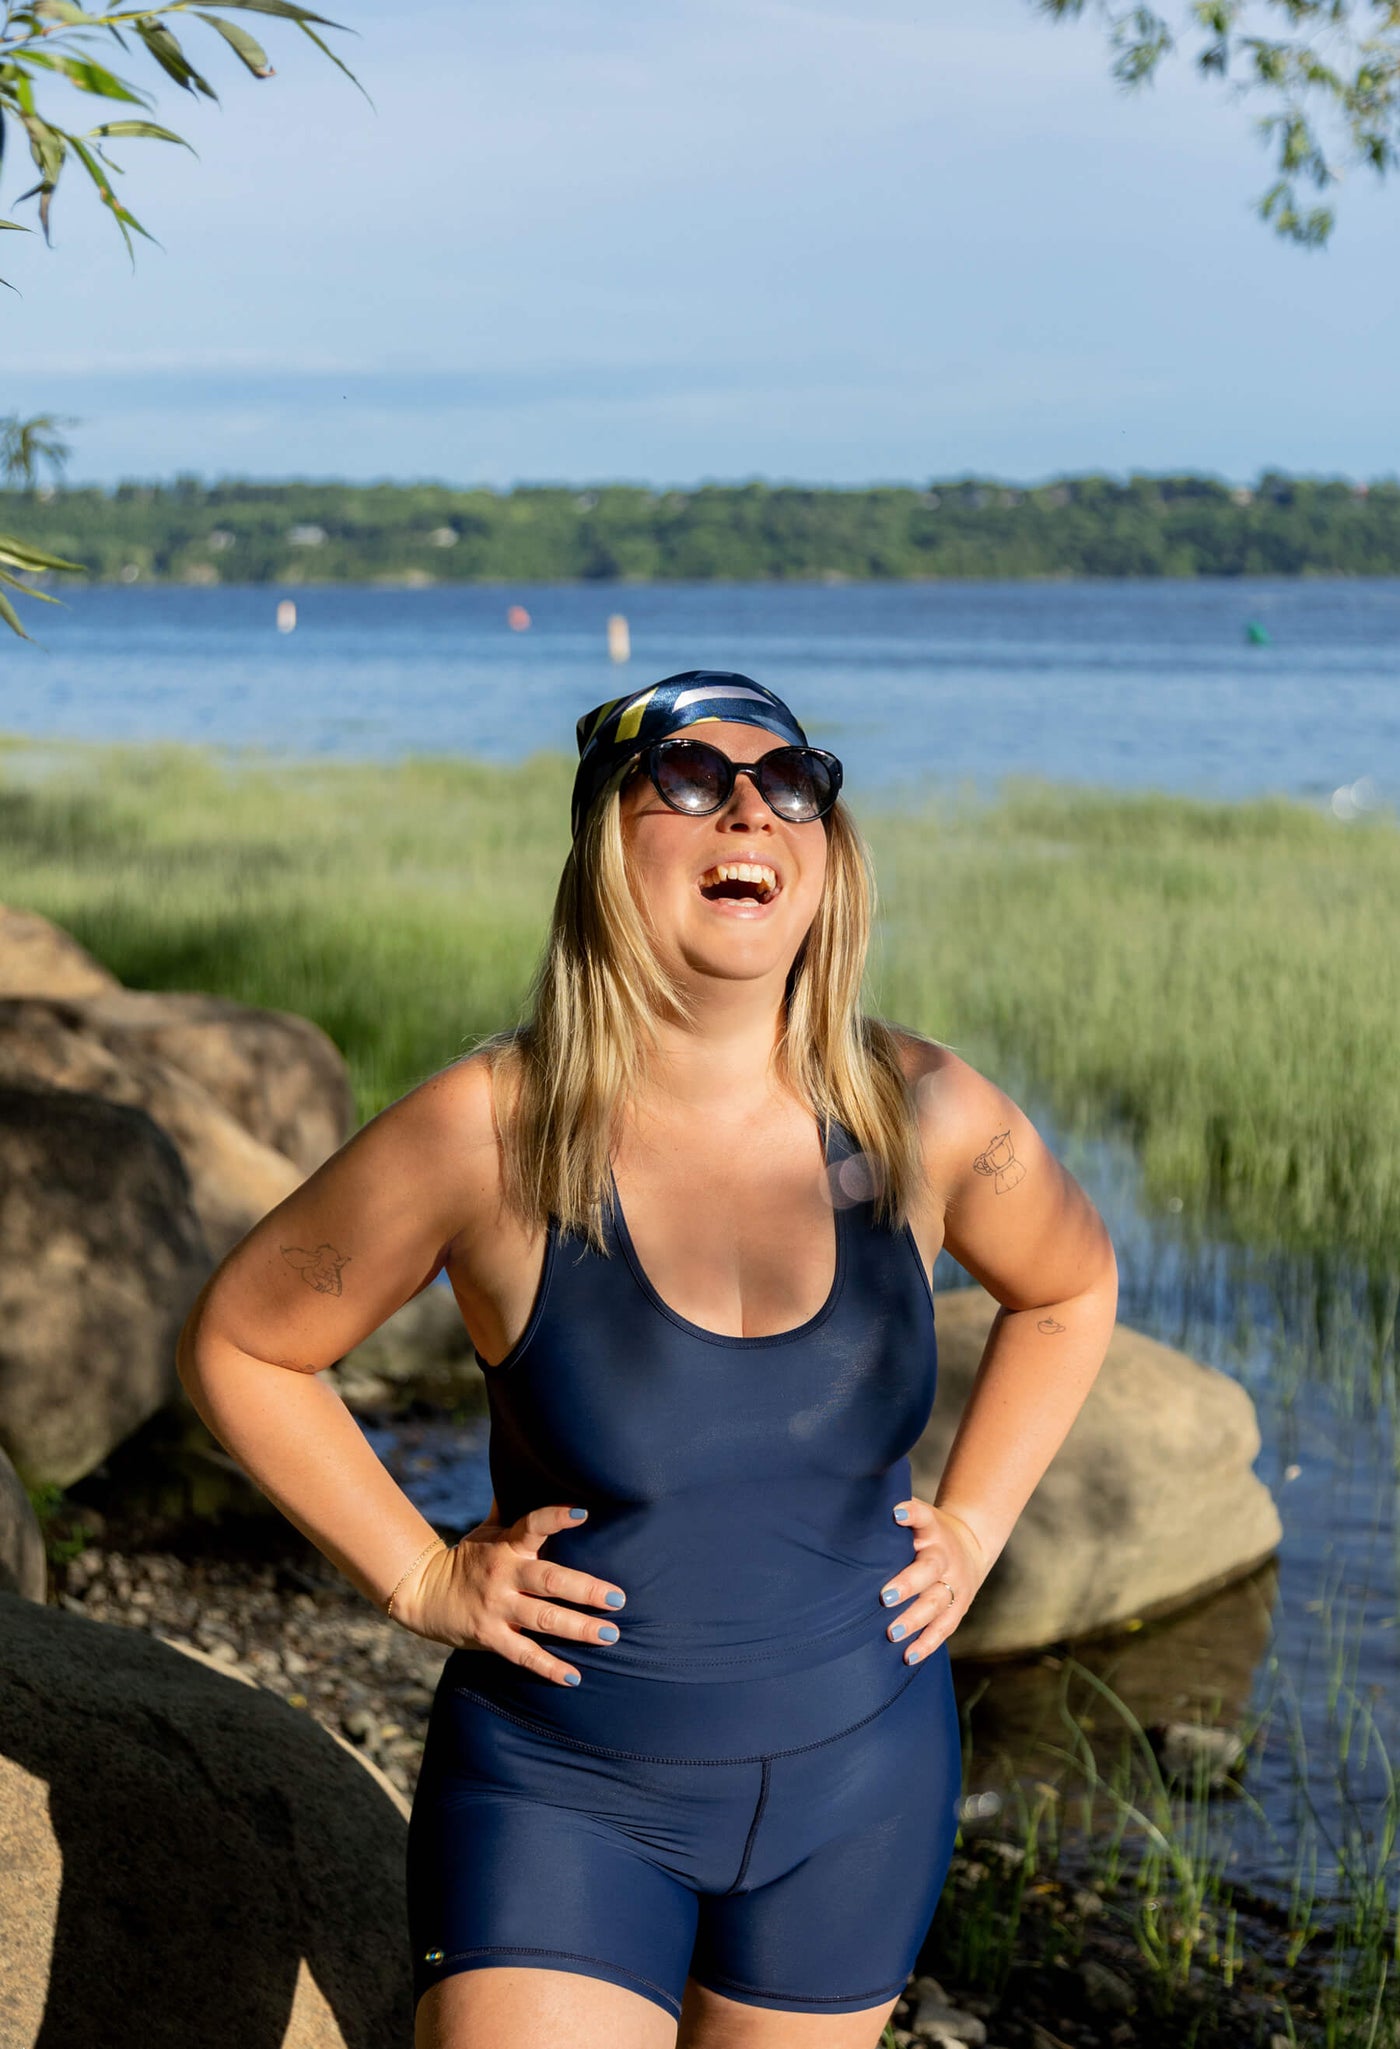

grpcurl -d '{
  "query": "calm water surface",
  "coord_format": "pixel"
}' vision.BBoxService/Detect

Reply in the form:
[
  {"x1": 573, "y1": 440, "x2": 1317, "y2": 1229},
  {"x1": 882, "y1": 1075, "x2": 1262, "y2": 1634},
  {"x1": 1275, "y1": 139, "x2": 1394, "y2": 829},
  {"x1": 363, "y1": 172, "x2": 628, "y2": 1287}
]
[{"x1": 5, "y1": 578, "x2": 1399, "y2": 806}]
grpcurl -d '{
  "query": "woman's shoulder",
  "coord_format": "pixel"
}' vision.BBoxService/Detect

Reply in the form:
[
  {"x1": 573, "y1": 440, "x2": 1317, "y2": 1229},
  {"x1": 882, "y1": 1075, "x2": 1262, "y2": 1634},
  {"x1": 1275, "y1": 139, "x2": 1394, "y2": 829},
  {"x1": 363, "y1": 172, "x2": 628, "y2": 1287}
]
[
  {"x1": 361, "y1": 1044, "x2": 514, "y2": 1214},
  {"x1": 882, "y1": 1025, "x2": 1019, "y2": 1197}
]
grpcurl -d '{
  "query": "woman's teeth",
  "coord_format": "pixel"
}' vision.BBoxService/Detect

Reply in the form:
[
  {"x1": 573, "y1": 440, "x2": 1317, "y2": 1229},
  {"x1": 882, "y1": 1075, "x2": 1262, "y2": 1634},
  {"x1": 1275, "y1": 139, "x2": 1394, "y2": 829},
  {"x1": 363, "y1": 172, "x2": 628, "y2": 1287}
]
[{"x1": 698, "y1": 862, "x2": 779, "y2": 902}]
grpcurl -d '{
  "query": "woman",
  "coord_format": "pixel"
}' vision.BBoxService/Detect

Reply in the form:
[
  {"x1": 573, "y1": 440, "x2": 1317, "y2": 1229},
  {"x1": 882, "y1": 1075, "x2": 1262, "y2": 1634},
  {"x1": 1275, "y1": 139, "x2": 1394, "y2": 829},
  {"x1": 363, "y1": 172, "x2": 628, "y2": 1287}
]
[{"x1": 179, "y1": 670, "x2": 1118, "y2": 2049}]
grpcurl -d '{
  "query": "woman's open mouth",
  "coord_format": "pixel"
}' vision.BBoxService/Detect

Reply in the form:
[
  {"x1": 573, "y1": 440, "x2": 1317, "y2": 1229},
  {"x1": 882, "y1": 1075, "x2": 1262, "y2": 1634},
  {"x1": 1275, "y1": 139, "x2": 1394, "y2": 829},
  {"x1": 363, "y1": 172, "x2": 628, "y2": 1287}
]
[{"x1": 697, "y1": 860, "x2": 781, "y2": 910}]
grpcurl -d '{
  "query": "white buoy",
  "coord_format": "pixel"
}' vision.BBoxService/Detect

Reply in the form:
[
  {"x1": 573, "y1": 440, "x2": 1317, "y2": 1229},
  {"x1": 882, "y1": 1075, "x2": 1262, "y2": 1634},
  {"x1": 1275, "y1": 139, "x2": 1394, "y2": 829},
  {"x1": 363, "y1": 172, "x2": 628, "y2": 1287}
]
[
  {"x1": 276, "y1": 599, "x2": 297, "y2": 634},
  {"x1": 607, "y1": 613, "x2": 631, "y2": 663}
]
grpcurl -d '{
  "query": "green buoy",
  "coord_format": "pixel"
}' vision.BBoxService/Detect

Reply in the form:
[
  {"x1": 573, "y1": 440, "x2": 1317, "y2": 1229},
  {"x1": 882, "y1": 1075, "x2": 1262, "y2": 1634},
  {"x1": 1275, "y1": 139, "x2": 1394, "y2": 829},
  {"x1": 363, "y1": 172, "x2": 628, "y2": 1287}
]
[{"x1": 1245, "y1": 621, "x2": 1270, "y2": 646}]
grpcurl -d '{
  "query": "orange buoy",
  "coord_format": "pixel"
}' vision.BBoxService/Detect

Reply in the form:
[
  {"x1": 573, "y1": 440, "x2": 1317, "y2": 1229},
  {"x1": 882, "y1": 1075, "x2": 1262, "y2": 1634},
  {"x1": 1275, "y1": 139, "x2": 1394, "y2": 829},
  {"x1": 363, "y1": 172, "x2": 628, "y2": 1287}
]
[{"x1": 507, "y1": 604, "x2": 531, "y2": 631}]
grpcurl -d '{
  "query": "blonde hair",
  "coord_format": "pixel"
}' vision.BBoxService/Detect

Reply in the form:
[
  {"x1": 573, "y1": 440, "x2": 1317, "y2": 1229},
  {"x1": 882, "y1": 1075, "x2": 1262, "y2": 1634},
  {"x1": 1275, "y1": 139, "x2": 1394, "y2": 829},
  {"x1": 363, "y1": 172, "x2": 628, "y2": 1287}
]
[{"x1": 482, "y1": 777, "x2": 929, "y2": 1250}]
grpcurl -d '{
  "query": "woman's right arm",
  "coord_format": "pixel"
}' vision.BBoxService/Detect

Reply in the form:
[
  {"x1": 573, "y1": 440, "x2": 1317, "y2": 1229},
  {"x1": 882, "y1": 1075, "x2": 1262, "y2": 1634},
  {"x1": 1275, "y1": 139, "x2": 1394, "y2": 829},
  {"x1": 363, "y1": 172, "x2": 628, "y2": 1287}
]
[{"x1": 176, "y1": 1055, "x2": 623, "y2": 1685}]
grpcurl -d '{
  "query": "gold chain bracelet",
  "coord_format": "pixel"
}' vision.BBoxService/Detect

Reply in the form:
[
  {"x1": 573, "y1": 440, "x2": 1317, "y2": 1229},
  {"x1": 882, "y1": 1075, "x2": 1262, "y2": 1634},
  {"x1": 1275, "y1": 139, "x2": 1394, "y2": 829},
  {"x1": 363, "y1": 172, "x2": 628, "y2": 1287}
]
[{"x1": 384, "y1": 1537, "x2": 447, "y2": 1619}]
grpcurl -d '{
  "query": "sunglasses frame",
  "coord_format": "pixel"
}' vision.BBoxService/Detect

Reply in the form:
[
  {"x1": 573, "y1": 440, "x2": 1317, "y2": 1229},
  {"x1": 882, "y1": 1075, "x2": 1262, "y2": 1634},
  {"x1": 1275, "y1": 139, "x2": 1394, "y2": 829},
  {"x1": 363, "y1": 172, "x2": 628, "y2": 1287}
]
[{"x1": 634, "y1": 737, "x2": 844, "y2": 824}]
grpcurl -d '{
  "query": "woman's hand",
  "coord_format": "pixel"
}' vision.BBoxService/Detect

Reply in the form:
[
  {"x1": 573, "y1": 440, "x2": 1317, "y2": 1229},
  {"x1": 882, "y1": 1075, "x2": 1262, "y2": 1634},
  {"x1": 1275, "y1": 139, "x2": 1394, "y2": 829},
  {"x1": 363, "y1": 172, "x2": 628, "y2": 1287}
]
[
  {"x1": 393, "y1": 1503, "x2": 626, "y2": 1686},
  {"x1": 880, "y1": 1497, "x2": 989, "y2": 1664}
]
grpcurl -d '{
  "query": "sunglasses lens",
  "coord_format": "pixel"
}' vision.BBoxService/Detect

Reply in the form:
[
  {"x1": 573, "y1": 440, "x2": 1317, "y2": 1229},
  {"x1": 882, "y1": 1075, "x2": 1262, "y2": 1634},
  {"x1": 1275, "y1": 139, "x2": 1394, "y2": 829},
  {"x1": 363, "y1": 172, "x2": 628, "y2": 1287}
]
[
  {"x1": 759, "y1": 748, "x2": 837, "y2": 821},
  {"x1": 651, "y1": 740, "x2": 729, "y2": 814}
]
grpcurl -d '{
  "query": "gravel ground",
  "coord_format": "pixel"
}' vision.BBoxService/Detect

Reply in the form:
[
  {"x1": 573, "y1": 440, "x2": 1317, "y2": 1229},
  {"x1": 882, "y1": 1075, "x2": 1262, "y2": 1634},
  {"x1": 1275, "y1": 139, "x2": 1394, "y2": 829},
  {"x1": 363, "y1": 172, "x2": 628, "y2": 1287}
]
[{"x1": 49, "y1": 1504, "x2": 447, "y2": 1806}]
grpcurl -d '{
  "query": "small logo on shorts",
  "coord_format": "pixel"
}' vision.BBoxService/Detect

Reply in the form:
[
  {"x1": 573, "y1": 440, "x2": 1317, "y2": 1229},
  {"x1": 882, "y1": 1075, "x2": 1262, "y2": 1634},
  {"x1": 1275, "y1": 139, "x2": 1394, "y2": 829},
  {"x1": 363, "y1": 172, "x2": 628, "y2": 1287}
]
[{"x1": 425, "y1": 1949, "x2": 445, "y2": 1965}]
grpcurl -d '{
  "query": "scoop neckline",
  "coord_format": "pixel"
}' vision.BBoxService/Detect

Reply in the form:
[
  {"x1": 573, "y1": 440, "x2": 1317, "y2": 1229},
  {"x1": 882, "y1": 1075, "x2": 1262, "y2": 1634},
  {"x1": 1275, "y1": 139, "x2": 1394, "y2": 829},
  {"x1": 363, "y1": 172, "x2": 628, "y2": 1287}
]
[{"x1": 606, "y1": 1121, "x2": 850, "y2": 1350}]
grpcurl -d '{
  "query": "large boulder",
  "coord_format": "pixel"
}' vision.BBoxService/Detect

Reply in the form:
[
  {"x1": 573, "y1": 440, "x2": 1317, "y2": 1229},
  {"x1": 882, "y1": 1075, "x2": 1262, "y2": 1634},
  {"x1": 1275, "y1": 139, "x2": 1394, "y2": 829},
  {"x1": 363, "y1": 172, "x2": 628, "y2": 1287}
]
[
  {"x1": 0, "y1": 901, "x2": 120, "y2": 999},
  {"x1": 328, "y1": 1281, "x2": 483, "y2": 1415},
  {"x1": 0, "y1": 1087, "x2": 210, "y2": 1490},
  {"x1": 73, "y1": 988, "x2": 356, "y2": 1175},
  {"x1": 915, "y1": 1286, "x2": 1282, "y2": 1659},
  {"x1": 0, "y1": 998, "x2": 302, "y2": 1259},
  {"x1": 0, "y1": 1593, "x2": 414, "y2": 2049},
  {"x1": 0, "y1": 1442, "x2": 46, "y2": 1602}
]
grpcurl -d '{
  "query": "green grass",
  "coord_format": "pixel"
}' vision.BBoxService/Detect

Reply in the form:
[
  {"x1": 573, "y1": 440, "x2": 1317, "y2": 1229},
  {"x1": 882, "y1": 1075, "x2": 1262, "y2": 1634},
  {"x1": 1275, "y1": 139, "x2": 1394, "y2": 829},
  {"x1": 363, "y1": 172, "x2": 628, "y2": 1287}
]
[
  {"x1": 2, "y1": 738, "x2": 1397, "y2": 1276},
  {"x1": 866, "y1": 784, "x2": 1400, "y2": 1274}
]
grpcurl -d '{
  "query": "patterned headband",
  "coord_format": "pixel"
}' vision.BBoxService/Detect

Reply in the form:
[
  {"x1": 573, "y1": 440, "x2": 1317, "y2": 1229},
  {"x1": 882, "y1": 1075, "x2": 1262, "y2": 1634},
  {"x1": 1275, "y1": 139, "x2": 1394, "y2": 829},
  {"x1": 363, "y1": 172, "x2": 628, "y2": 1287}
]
[{"x1": 571, "y1": 670, "x2": 809, "y2": 838}]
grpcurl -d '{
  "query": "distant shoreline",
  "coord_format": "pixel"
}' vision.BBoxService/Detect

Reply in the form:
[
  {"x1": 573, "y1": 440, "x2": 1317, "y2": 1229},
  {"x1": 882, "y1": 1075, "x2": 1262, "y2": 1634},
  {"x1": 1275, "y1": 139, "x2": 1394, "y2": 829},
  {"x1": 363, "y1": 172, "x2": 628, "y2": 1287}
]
[{"x1": 6, "y1": 472, "x2": 1399, "y2": 583}]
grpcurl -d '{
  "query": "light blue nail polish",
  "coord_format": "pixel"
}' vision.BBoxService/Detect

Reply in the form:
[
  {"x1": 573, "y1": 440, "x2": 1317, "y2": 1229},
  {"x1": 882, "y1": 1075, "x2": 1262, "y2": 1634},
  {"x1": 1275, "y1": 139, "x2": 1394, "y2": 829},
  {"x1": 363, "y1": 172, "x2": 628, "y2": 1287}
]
[
  {"x1": 890, "y1": 1623, "x2": 907, "y2": 1642},
  {"x1": 893, "y1": 1506, "x2": 910, "y2": 1524},
  {"x1": 881, "y1": 1585, "x2": 901, "y2": 1606},
  {"x1": 599, "y1": 1624, "x2": 619, "y2": 1642},
  {"x1": 605, "y1": 1590, "x2": 625, "y2": 1608},
  {"x1": 568, "y1": 1506, "x2": 588, "y2": 1520},
  {"x1": 905, "y1": 1647, "x2": 923, "y2": 1664},
  {"x1": 564, "y1": 1671, "x2": 581, "y2": 1686}
]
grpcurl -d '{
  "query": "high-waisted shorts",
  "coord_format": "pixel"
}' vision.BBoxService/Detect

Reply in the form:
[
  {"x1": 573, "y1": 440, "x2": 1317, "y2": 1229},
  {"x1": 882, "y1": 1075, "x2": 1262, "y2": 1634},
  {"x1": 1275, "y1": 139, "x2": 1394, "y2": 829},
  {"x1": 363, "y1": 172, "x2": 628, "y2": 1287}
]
[{"x1": 406, "y1": 1632, "x2": 963, "y2": 2022}]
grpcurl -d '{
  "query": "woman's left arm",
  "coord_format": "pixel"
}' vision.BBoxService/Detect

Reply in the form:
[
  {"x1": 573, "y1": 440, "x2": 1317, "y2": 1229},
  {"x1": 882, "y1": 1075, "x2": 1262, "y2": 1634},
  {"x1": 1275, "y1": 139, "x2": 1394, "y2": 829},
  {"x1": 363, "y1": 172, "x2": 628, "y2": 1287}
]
[{"x1": 886, "y1": 1045, "x2": 1119, "y2": 1663}]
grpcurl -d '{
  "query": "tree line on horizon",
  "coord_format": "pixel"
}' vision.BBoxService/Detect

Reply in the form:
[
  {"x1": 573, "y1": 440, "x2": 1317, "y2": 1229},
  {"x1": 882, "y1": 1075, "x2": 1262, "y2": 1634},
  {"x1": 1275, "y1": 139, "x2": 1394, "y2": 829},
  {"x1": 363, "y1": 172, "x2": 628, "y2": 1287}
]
[{"x1": 4, "y1": 472, "x2": 1399, "y2": 584}]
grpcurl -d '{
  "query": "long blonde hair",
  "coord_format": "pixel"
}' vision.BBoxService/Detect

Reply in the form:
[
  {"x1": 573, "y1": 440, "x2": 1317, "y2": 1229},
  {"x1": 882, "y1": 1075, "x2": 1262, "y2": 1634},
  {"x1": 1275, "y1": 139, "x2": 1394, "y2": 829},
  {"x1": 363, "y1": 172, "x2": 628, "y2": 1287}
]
[{"x1": 482, "y1": 777, "x2": 929, "y2": 1249}]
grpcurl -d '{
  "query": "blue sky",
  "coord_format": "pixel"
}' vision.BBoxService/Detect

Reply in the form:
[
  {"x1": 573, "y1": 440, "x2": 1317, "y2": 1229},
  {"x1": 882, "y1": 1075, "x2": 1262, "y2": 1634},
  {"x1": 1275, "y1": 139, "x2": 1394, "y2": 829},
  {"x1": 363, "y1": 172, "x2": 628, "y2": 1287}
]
[{"x1": 3, "y1": 0, "x2": 1396, "y2": 488}]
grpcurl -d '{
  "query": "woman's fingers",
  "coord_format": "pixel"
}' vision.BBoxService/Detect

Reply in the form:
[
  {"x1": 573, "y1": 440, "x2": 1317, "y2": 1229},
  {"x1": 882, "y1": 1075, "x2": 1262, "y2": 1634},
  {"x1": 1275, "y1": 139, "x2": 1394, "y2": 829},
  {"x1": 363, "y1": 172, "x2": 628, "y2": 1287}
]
[
  {"x1": 513, "y1": 1589, "x2": 623, "y2": 1648},
  {"x1": 511, "y1": 1500, "x2": 593, "y2": 1554},
  {"x1": 516, "y1": 1556, "x2": 626, "y2": 1614},
  {"x1": 499, "y1": 1502, "x2": 626, "y2": 1682},
  {"x1": 882, "y1": 1497, "x2": 989, "y2": 1661}
]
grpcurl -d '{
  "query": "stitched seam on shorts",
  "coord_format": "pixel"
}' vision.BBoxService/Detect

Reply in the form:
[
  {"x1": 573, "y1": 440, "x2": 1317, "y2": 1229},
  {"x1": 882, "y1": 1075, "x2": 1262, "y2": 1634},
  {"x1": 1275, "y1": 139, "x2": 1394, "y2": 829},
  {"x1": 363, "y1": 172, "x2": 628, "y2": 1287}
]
[
  {"x1": 726, "y1": 1757, "x2": 771, "y2": 1895},
  {"x1": 694, "y1": 1967, "x2": 908, "y2": 2007},
  {"x1": 421, "y1": 1945, "x2": 681, "y2": 2016},
  {"x1": 450, "y1": 1662, "x2": 924, "y2": 1766}
]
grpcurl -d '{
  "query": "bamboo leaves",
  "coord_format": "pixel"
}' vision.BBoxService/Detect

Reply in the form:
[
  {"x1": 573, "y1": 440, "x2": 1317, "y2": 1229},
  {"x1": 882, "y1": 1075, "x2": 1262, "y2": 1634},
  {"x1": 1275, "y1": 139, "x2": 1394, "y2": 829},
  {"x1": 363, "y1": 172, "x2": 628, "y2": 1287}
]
[
  {"x1": 0, "y1": 4, "x2": 357, "y2": 633},
  {"x1": 0, "y1": 4, "x2": 358, "y2": 262},
  {"x1": 0, "y1": 533, "x2": 84, "y2": 642}
]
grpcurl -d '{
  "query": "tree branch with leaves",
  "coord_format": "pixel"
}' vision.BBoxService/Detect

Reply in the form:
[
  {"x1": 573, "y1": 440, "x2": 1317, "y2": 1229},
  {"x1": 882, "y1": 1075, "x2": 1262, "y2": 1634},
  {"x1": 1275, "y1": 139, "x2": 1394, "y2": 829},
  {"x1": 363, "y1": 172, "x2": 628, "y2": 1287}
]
[
  {"x1": 0, "y1": 1, "x2": 358, "y2": 635},
  {"x1": 1037, "y1": 1, "x2": 1400, "y2": 245}
]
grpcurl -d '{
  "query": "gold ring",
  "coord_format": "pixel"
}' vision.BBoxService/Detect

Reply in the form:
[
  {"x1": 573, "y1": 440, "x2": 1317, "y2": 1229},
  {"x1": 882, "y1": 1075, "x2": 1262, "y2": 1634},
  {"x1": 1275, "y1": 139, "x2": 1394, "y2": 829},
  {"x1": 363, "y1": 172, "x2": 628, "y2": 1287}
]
[{"x1": 935, "y1": 1579, "x2": 956, "y2": 1606}]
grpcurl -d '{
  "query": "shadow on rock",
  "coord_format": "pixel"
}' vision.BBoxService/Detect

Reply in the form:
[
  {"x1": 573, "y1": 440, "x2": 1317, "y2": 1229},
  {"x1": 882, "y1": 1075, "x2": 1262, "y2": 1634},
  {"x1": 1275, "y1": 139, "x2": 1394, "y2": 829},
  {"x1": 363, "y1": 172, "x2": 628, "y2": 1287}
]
[{"x1": 1, "y1": 1593, "x2": 414, "y2": 2049}]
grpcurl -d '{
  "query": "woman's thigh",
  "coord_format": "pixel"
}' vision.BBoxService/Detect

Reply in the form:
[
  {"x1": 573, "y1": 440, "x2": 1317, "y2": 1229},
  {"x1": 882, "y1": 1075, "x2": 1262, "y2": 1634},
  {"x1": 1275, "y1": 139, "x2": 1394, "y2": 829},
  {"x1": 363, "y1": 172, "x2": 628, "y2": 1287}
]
[
  {"x1": 679, "y1": 1979, "x2": 899, "y2": 2049},
  {"x1": 417, "y1": 1965, "x2": 681, "y2": 2049}
]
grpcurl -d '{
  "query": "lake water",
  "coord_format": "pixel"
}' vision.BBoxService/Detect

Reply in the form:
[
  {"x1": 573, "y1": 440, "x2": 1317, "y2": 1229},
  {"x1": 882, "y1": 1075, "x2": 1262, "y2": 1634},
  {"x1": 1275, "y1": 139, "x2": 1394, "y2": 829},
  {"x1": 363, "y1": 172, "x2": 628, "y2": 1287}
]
[
  {"x1": 5, "y1": 578, "x2": 1399, "y2": 810},
  {"x1": 7, "y1": 577, "x2": 1399, "y2": 1931}
]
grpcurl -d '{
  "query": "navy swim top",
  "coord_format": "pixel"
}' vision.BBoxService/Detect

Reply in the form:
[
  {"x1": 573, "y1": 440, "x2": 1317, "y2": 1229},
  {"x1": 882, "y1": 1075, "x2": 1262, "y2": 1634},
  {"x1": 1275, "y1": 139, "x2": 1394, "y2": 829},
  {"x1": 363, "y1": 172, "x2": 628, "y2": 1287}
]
[{"x1": 453, "y1": 1116, "x2": 940, "y2": 1752}]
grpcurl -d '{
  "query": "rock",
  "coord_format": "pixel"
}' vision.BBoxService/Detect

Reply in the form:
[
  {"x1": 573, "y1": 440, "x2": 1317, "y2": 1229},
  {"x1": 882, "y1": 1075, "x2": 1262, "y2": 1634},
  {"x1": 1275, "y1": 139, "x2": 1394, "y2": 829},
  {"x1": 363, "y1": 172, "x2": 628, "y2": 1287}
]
[
  {"x1": 911, "y1": 1997, "x2": 986, "y2": 2045},
  {"x1": 0, "y1": 901, "x2": 120, "y2": 998},
  {"x1": 0, "y1": 1441, "x2": 46, "y2": 1601},
  {"x1": 1148, "y1": 1719, "x2": 1248, "y2": 1787},
  {"x1": 0, "y1": 997, "x2": 303, "y2": 1257},
  {"x1": 0, "y1": 1086, "x2": 209, "y2": 1489},
  {"x1": 1078, "y1": 1958, "x2": 1136, "y2": 2015},
  {"x1": 913, "y1": 1287, "x2": 1282, "y2": 1657},
  {"x1": 73, "y1": 987, "x2": 355, "y2": 1174},
  {"x1": 0, "y1": 1592, "x2": 412, "y2": 2047},
  {"x1": 327, "y1": 1281, "x2": 483, "y2": 1414},
  {"x1": 1029, "y1": 2029, "x2": 1074, "y2": 2049}
]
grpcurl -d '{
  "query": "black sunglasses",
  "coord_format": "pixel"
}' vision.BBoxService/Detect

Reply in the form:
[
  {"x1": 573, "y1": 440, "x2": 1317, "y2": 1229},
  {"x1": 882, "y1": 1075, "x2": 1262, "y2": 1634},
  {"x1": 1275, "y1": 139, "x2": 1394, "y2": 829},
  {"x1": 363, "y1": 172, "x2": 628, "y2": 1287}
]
[{"x1": 633, "y1": 737, "x2": 844, "y2": 824}]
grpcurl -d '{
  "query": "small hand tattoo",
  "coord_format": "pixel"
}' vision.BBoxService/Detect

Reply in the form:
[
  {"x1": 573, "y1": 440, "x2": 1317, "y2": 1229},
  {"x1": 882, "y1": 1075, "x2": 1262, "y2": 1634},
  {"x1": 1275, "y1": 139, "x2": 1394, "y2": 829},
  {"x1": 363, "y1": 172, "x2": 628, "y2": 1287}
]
[
  {"x1": 972, "y1": 1130, "x2": 1026, "y2": 1193},
  {"x1": 1037, "y1": 1317, "x2": 1066, "y2": 1334},
  {"x1": 282, "y1": 1243, "x2": 351, "y2": 1296}
]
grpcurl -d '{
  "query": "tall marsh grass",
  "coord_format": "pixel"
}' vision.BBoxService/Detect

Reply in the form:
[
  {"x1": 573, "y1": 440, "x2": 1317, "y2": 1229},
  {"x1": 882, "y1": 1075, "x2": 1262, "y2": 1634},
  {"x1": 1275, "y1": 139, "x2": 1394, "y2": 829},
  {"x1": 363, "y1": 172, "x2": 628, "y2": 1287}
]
[{"x1": 2, "y1": 739, "x2": 1396, "y2": 1277}]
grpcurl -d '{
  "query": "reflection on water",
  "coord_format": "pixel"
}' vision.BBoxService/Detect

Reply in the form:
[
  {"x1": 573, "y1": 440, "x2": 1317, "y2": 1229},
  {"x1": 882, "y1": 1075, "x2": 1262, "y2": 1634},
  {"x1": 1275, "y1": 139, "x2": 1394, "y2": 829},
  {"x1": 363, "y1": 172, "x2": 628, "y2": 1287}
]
[{"x1": 364, "y1": 1105, "x2": 1398, "y2": 1919}]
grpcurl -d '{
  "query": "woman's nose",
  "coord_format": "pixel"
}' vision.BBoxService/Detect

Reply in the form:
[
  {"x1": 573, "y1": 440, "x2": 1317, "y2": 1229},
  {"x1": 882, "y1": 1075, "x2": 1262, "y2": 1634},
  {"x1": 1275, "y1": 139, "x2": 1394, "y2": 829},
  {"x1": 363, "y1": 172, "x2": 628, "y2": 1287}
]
[{"x1": 720, "y1": 774, "x2": 772, "y2": 829}]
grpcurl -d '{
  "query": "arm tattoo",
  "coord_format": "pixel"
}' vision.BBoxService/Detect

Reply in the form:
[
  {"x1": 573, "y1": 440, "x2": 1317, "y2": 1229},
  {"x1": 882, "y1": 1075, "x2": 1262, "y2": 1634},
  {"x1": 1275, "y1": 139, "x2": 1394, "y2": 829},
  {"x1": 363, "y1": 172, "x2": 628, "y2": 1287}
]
[
  {"x1": 281, "y1": 1243, "x2": 352, "y2": 1296},
  {"x1": 972, "y1": 1129, "x2": 1026, "y2": 1193},
  {"x1": 1037, "y1": 1316, "x2": 1066, "y2": 1334}
]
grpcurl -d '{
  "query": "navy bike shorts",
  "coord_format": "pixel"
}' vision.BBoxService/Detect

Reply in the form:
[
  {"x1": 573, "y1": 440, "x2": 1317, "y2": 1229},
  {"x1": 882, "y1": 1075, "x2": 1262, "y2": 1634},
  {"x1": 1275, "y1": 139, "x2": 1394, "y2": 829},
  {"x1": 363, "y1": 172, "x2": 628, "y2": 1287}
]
[{"x1": 406, "y1": 1638, "x2": 963, "y2": 2023}]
